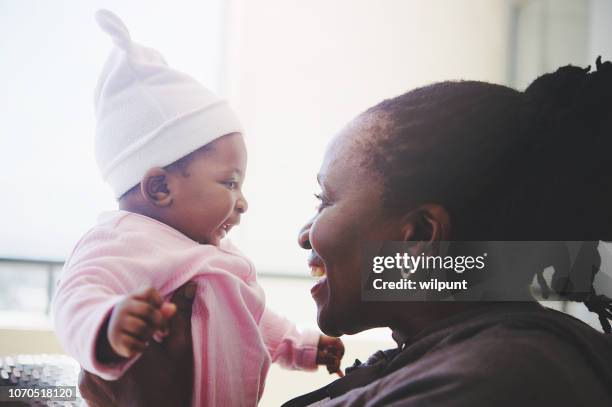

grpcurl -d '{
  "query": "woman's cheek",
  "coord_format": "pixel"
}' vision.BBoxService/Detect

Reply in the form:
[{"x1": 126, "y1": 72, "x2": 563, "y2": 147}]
[
  {"x1": 309, "y1": 211, "x2": 341, "y2": 259},
  {"x1": 311, "y1": 213, "x2": 354, "y2": 284}
]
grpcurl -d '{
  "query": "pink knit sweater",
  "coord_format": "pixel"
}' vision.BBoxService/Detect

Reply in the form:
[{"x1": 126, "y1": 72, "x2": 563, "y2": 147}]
[{"x1": 52, "y1": 210, "x2": 318, "y2": 406}]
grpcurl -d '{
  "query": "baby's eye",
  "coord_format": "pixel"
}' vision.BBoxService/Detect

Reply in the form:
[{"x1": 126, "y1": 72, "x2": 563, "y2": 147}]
[{"x1": 223, "y1": 181, "x2": 238, "y2": 189}]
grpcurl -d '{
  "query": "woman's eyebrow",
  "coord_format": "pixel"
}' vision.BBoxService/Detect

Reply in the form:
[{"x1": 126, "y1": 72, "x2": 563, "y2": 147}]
[{"x1": 317, "y1": 174, "x2": 335, "y2": 195}]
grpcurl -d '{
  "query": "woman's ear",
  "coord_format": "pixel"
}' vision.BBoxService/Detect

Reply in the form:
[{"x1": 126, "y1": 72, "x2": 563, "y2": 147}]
[
  {"x1": 400, "y1": 204, "x2": 451, "y2": 242},
  {"x1": 140, "y1": 167, "x2": 173, "y2": 207}
]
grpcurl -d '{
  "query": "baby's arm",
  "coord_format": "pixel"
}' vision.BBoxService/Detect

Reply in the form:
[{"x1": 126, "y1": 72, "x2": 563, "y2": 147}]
[
  {"x1": 52, "y1": 267, "x2": 134, "y2": 380},
  {"x1": 258, "y1": 307, "x2": 345, "y2": 374},
  {"x1": 52, "y1": 241, "x2": 172, "y2": 379},
  {"x1": 96, "y1": 287, "x2": 176, "y2": 362}
]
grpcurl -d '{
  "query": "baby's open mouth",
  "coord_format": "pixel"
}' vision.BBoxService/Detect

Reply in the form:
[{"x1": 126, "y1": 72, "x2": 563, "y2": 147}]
[{"x1": 216, "y1": 223, "x2": 234, "y2": 239}]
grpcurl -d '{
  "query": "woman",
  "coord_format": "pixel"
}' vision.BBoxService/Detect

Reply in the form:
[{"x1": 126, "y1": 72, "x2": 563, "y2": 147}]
[{"x1": 80, "y1": 59, "x2": 612, "y2": 406}]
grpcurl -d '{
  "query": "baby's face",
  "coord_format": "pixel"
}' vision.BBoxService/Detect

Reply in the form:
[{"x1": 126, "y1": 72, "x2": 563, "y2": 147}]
[{"x1": 167, "y1": 132, "x2": 248, "y2": 245}]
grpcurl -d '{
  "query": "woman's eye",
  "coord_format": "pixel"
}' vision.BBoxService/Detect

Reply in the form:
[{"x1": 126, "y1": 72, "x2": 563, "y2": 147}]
[{"x1": 314, "y1": 192, "x2": 330, "y2": 211}]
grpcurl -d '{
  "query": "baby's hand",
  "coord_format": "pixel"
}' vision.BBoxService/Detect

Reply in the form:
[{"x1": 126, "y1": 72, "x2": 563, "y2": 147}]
[
  {"x1": 107, "y1": 287, "x2": 177, "y2": 359},
  {"x1": 316, "y1": 335, "x2": 345, "y2": 377}
]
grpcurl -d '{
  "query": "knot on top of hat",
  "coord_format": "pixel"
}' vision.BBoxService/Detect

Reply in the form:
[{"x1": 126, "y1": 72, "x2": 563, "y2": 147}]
[{"x1": 95, "y1": 9, "x2": 132, "y2": 50}]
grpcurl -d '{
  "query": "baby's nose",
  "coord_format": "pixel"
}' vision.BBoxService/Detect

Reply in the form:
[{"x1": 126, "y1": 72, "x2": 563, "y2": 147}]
[{"x1": 236, "y1": 196, "x2": 248, "y2": 214}]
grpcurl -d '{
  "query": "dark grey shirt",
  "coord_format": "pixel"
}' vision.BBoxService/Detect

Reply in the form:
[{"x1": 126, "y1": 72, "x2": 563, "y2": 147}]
[{"x1": 283, "y1": 303, "x2": 612, "y2": 406}]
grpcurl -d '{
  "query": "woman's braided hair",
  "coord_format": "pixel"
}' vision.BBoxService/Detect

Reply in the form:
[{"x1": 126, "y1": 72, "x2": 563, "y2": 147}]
[{"x1": 365, "y1": 57, "x2": 612, "y2": 332}]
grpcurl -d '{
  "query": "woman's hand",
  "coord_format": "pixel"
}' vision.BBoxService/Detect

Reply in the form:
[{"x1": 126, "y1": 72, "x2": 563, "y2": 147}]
[
  {"x1": 78, "y1": 282, "x2": 196, "y2": 407},
  {"x1": 316, "y1": 335, "x2": 345, "y2": 377}
]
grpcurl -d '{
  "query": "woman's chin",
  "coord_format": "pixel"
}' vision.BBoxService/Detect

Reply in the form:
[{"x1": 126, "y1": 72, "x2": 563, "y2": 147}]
[
  {"x1": 316, "y1": 301, "x2": 346, "y2": 336},
  {"x1": 313, "y1": 283, "x2": 357, "y2": 335},
  {"x1": 317, "y1": 313, "x2": 343, "y2": 336},
  {"x1": 317, "y1": 298, "x2": 371, "y2": 336}
]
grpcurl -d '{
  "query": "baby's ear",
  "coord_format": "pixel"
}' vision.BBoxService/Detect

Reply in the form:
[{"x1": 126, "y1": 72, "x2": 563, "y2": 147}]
[{"x1": 141, "y1": 167, "x2": 172, "y2": 207}]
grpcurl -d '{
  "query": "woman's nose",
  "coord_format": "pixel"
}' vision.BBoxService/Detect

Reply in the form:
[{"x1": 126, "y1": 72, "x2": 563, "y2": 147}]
[{"x1": 298, "y1": 222, "x2": 312, "y2": 250}]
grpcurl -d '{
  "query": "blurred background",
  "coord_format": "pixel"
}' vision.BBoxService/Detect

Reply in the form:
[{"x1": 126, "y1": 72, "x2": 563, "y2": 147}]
[{"x1": 1, "y1": 0, "x2": 611, "y2": 405}]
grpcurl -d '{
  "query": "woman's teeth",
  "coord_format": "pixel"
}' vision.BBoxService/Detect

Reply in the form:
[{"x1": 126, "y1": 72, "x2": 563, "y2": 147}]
[
  {"x1": 311, "y1": 265, "x2": 326, "y2": 277},
  {"x1": 310, "y1": 266, "x2": 328, "y2": 296}
]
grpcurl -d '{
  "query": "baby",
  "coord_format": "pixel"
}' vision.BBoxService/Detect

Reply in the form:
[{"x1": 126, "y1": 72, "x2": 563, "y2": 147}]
[{"x1": 52, "y1": 10, "x2": 343, "y2": 406}]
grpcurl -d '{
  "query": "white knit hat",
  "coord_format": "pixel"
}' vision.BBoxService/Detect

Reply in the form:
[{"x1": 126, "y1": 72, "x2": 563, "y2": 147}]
[{"x1": 94, "y1": 9, "x2": 242, "y2": 198}]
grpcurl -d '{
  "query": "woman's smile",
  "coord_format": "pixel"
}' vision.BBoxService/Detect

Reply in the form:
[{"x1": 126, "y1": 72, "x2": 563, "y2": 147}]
[
  {"x1": 308, "y1": 254, "x2": 328, "y2": 296},
  {"x1": 310, "y1": 275, "x2": 328, "y2": 297}
]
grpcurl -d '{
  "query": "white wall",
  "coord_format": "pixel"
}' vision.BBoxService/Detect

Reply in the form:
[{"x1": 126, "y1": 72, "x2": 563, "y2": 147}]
[
  {"x1": 224, "y1": 0, "x2": 513, "y2": 274},
  {"x1": 509, "y1": 0, "x2": 612, "y2": 90},
  {"x1": 511, "y1": 0, "x2": 590, "y2": 89},
  {"x1": 589, "y1": 0, "x2": 612, "y2": 63}
]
